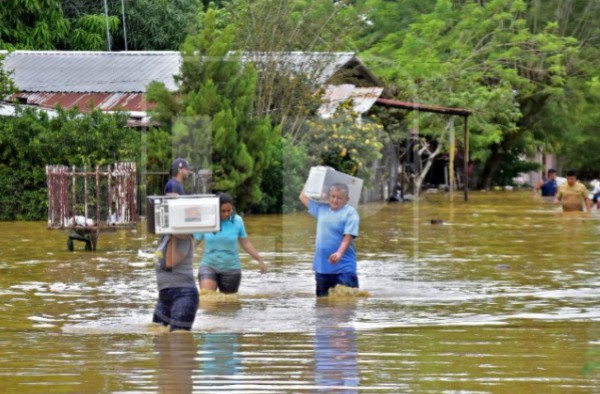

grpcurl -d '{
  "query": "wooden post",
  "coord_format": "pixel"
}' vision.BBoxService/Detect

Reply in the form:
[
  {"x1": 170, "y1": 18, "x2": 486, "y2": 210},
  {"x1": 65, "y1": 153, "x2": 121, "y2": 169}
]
[
  {"x1": 130, "y1": 162, "x2": 137, "y2": 222},
  {"x1": 449, "y1": 117, "x2": 455, "y2": 195},
  {"x1": 61, "y1": 167, "x2": 67, "y2": 227},
  {"x1": 72, "y1": 165, "x2": 77, "y2": 224},
  {"x1": 463, "y1": 116, "x2": 469, "y2": 201},
  {"x1": 84, "y1": 165, "x2": 89, "y2": 225},
  {"x1": 96, "y1": 165, "x2": 101, "y2": 226},
  {"x1": 108, "y1": 164, "x2": 113, "y2": 224},
  {"x1": 46, "y1": 167, "x2": 52, "y2": 226}
]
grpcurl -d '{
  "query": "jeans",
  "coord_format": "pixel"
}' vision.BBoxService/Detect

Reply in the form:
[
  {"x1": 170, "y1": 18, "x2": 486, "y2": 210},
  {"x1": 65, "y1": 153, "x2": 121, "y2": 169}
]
[
  {"x1": 153, "y1": 287, "x2": 199, "y2": 331},
  {"x1": 315, "y1": 272, "x2": 359, "y2": 297}
]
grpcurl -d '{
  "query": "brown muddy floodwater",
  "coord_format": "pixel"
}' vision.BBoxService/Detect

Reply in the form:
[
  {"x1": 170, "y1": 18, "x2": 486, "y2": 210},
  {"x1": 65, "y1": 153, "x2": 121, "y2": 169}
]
[{"x1": 0, "y1": 191, "x2": 598, "y2": 393}]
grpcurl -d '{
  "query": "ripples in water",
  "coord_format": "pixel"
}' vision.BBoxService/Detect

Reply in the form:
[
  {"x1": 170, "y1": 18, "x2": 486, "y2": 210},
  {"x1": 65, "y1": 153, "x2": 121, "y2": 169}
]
[{"x1": 0, "y1": 192, "x2": 598, "y2": 392}]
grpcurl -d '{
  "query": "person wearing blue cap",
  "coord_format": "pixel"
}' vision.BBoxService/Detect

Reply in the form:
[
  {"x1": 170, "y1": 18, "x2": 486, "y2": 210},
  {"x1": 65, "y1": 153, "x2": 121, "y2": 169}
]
[{"x1": 164, "y1": 158, "x2": 191, "y2": 195}]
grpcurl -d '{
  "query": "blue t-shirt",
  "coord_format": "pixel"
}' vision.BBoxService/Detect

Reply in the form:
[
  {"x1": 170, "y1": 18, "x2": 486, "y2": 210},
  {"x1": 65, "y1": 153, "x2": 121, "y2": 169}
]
[
  {"x1": 540, "y1": 179, "x2": 557, "y2": 196},
  {"x1": 164, "y1": 178, "x2": 185, "y2": 195},
  {"x1": 193, "y1": 215, "x2": 248, "y2": 271},
  {"x1": 308, "y1": 200, "x2": 359, "y2": 274}
]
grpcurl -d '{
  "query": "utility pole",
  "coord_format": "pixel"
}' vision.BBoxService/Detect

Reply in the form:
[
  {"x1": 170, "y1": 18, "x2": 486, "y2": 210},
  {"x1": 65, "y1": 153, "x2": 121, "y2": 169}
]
[
  {"x1": 121, "y1": 0, "x2": 128, "y2": 51},
  {"x1": 103, "y1": 0, "x2": 111, "y2": 51}
]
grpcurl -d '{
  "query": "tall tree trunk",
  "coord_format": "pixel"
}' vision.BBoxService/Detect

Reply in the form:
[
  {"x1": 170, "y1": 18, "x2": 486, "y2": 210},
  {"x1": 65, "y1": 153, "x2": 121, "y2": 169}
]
[
  {"x1": 479, "y1": 143, "x2": 501, "y2": 189},
  {"x1": 479, "y1": 93, "x2": 551, "y2": 188}
]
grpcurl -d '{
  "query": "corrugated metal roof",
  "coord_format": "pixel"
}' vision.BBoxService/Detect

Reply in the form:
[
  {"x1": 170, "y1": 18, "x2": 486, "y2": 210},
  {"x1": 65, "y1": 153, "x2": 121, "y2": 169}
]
[
  {"x1": 239, "y1": 52, "x2": 357, "y2": 85},
  {"x1": 1, "y1": 51, "x2": 368, "y2": 93},
  {"x1": 2, "y1": 51, "x2": 181, "y2": 92},
  {"x1": 0, "y1": 51, "x2": 383, "y2": 126}
]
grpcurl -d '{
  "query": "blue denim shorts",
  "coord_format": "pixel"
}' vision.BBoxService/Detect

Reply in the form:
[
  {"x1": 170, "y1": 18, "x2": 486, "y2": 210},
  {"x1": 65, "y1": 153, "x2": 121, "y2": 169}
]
[
  {"x1": 153, "y1": 287, "x2": 199, "y2": 331},
  {"x1": 315, "y1": 272, "x2": 359, "y2": 297}
]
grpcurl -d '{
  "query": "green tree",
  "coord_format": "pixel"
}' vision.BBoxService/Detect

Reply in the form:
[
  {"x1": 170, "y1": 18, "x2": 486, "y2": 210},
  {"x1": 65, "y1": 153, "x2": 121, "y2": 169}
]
[
  {"x1": 68, "y1": 13, "x2": 120, "y2": 50},
  {"x1": 353, "y1": 0, "x2": 437, "y2": 52},
  {"x1": 147, "y1": 8, "x2": 278, "y2": 211},
  {"x1": 0, "y1": 0, "x2": 122, "y2": 50},
  {"x1": 0, "y1": 54, "x2": 16, "y2": 97},
  {"x1": 223, "y1": 0, "x2": 362, "y2": 140},
  {"x1": 0, "y1": 107, "x2": 137, "y2": 220},
  {"x1": 63, "y1": 0, "x2": 202, "y2": 51},
  {"x1": 305, "y1": 104, "x2": 383, "y2": 183},
  {"x1": 359, "y1": 0, "x2": 589, "y2": 188},
  {"x1": 0, "y1": 0, "x2": 70, "y2": 49},
  {"x1": 557, "y1": 76, "x2": 600, "y2": 172},
  {"x1": 0, "y1": 0, "x2": 200, "y2": 51},
  {"x1": 114, "y1": 0, "x2": 202, "y2": 50}
]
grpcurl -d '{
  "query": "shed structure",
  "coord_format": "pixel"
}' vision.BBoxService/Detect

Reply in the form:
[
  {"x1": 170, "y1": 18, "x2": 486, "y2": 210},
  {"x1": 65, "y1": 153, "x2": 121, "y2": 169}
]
[{"x1": 0, "y1": 50, "x2": 382, "y2": 126}]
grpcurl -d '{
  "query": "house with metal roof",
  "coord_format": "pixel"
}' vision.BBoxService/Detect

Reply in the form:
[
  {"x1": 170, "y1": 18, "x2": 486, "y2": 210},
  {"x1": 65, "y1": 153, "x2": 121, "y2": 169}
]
[
  {"x1": 0, "y1": 50, "x2": 474, "y2": 201},
  {"x1": 0, "y1": 50, "x2": 384, "y2": 127}
]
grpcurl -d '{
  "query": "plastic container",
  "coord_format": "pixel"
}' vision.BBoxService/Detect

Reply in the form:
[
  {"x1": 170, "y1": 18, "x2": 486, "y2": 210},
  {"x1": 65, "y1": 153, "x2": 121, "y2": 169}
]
[{"x1": 303, "y1": 166, "x2": 363, "y2": 207}]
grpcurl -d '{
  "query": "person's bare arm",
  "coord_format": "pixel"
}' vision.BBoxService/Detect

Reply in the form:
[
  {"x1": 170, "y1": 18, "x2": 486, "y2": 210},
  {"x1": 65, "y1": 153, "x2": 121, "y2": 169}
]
[
  {"x1": 584, "y1": 190, "x2": 592, "y2": 211},
  {"x1": 328, "y1": 234, "x2": 354, "y2": 264},
  {"x1": 299, "y1": 187, "x2": 309, "y2": 209},
  {"x1": 585, "y1": 197, "x2": 592, "y2": 212},
  {"x1": 533, "y1": 179, "x2": 543, "y2": 196},
  {"x1": 239, "y1": 237, "x2": 267, "y2": 274}
]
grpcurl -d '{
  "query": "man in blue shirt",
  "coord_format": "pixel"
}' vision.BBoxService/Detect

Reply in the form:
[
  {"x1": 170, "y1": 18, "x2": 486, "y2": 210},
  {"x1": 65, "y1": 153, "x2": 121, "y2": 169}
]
[
  {"x1": 164, "y1": 158, "x2": 191, "y2": 195},
  {"x1": 300, "y1": 183, "x2": 360, "y2": 297},
  {"x1": 534, "y1": 168, "x2": 558, "y2": 197}
]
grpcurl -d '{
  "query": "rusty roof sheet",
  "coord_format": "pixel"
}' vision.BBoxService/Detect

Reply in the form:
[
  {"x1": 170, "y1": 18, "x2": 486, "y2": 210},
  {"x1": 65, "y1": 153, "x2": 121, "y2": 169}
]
[{"x1": 12, "y1": 92, "x2": 151, "y2": 112}]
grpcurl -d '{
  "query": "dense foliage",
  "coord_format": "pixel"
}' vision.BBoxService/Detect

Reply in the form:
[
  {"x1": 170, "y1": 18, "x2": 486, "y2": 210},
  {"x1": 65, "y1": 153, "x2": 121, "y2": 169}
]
[
  {"x1": 1, "y1": 0, "x2": 599, "y2": 218},
  {"x1": 63, "y1": 0, "x2": 203, "y2": 51},
  {"x1": 306, "y1": 107, "x2": 383, "y2": 183},
  {"x1": 0, "y1": 108, "x2": 138, "y2": 220},
  {"x1": 147, "y1": 9, "x2": 278, "y2": 211},
  {"x1": 356, "y1": 0, "x2": 599, "y2": 187},
  {"x1": 0, "y1": 0, "x2": 201, "y2": 50}
]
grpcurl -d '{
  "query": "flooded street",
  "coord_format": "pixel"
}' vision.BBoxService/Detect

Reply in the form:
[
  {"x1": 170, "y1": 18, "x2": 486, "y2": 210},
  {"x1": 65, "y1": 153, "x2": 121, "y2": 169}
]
[{"x1": 0, "y1": 191, "x2": 598, "y2": 392}]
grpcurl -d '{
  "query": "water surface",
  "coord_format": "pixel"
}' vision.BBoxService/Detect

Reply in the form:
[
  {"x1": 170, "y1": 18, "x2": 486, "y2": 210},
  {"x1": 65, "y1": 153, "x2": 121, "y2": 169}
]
[{"x1": 0, "y1": 191, "x2": 598, "y2": 392}]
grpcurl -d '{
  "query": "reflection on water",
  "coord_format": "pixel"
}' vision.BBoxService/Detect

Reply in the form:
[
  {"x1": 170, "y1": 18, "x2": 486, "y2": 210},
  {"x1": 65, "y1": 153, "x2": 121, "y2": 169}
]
[
  {"x1": 154, "y1": 332, "x2": 197, "y2": 393},
  {"x1": 0, "y1": 191, "x2": 598, "y2": 392},
  {"x1": 200, "y1": 333, "x2": 242, "y2": 377},
  {"x1": 315, "y1": 300, "x2": 359, "y2": 392}
]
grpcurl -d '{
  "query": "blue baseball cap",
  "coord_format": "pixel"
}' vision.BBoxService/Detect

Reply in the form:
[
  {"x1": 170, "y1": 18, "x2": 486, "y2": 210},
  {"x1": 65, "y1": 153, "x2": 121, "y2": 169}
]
[{"x1": 171, "y1": 158, "x2": 190, "y2": 171}]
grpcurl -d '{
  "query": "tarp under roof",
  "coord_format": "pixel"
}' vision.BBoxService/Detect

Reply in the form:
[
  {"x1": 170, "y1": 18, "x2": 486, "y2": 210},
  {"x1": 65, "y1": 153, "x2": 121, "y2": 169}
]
[{"x1": 318, "y1": 84, "x2": 384, "y2": 118}]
